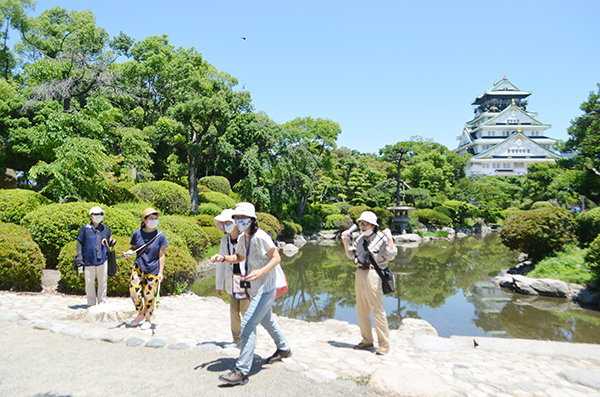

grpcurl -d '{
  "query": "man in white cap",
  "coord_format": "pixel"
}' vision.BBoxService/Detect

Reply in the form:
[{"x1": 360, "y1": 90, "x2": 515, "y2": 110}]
[
  {"x1": 341, "y1": 210, "x2": 397, "y2": 355},
  {"x1": 75, "y1": 206, "x2": 115, "y2": 306},
  {"x1": 211, "y1": 208, "x2": 250, "y2": 347}
]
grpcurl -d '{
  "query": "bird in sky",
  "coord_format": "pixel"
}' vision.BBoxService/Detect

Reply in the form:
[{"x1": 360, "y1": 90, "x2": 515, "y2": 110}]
[{"x1": 241, "y1": 37, "x2": 246, "y2": 40}]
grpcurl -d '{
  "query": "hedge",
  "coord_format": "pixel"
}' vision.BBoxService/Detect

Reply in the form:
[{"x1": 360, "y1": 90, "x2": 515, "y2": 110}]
[
  {"x1": 412, "y1": 209, "x2": 453, "y2": 228},
  {"x1": 257, "y1": 212, "x2": 282, "y2": 240},
  {"x1": 281, "y1": 220, "x2": 303, "y2": 239},
  {"x1": 101, "y1": 183, "x2": 140, "y2": 206},
  {"x1": 198, "y1": 176, "x2": 232, "y2": 195},
  {"x1": 130, "y1": 181, "x2": 191, "y2": 215},
  {"x1": 0, "y1": 189, "x2": 50, "y2": 225},
  {"x1": 160, "y1": 215, "x2": 209, "y2": 260},
  {"x1": 198, "y1": 191, "x2": 236, "y2": 211},
  {"x1": 530, "y1": 201, "x2": 554, "y2": 210},
  {"x1": 584, "y1": 234, "x2": 600, "y2": 278},
  {"x1": 57, "y1": 236, "x2": 196, "y2": 296},
  {"x1": 574, "y1": 208, "x2": 600, "y2": 246},
  {"x1": 324, "y1": 214, "x2": 353, "y2": 231},
  {"x1": 500, "y1": 207, "x2": 575, "y2": 262},
  {"x1": 195, "y1": 214, "x2": 216, "y2": 227},
  {"x1": 112, "y1": 201, "x2": 154, "y2": 219},
  {"x1": 22, "y1": 202, "x2": 138, "y2": 268},
  {"x1": 0, "y1": 223, "x2": 45, "y2": 291},
  {"x1": 312, "y1": 203, "x2": 341, "y2": 219},
  {"x1": 196, "y1": 203, "x2": 222, "y2": 216},
  {"x1": 199, "y1": 226, "x2": 224, "y2": 247}
]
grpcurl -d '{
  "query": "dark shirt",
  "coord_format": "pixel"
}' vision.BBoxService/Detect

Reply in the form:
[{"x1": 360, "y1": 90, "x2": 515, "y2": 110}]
[
  {"x1": 129, "y1": 229, "x2": 169, "y2": 274},
  {"x1": 77, "y1": 223, "x2": 112, "y2": 266}
]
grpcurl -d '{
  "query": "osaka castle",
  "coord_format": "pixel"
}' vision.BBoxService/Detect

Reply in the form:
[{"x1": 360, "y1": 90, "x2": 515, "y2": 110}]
[{"x1": 455, "y1": 76, "x2": 562, "y2": 177}]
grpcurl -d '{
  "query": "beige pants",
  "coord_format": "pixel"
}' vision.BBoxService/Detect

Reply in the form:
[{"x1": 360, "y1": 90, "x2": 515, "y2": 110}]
[
  {"x1": 355, "y1": 268, "x2": 390, "y2": 348},
  {"x1": 84, "y1": 260, "x2": 107, "y2": 306},
  {"x1": 228, "y1": 293, "x2": 250, "y2": 344}
]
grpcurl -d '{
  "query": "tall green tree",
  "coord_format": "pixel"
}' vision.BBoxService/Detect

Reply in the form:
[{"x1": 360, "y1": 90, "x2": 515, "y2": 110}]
[{"x1": 0, "y1": 0, "x2": 34, "y2": 80}]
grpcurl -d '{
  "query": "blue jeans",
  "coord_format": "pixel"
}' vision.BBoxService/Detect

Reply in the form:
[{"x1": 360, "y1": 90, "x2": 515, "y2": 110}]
[{"x1": 236, "y1": 289, "x2": 289, "y2": 375}]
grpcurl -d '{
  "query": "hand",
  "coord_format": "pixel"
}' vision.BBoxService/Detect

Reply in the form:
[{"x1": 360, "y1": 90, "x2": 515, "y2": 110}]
[
  {"x1": 341, "y1": 230, "x2": 350, "y2": 239},
  {"x1": 157, "y1": 272, "x2": 164, "y2": 283},
  {"x1": 122, "y1": 250, "x2": 133, "y2": 258},
  {"x1": 382, "y1": 228, "x2": 393, "y2": 240},
  {"x1": 211, "y1": 254, "x2": 224, "y2": 263},
  {"x1": 110, "y1": 238, "x2": 117, "y2": 247},
  {"x1": 217, "y1": 289, "x2": 222, "y2": 296},
  {"x1": 244, "y1": 269, "x2": 264, "y2": 282}
]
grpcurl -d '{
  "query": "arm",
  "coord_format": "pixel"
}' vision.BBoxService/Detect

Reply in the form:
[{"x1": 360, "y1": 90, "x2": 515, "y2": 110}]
[
  {"x1": 157, "y1": 246, "x2": 166, "y2": 282},
  {"x1": 341, "y1": 228, "x2": 357, "y2": 260},
  {"x1": 75, "y1": 240, "x2": 83, "y2": 264},
  {"x1": 244, "y1": 247, "x2": 280, "y2": 282}
]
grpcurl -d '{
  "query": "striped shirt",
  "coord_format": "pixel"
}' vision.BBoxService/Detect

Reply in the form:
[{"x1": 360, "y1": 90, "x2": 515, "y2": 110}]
[{"x1": 236, "y1": 229, "x2": 279, "y2": 297}]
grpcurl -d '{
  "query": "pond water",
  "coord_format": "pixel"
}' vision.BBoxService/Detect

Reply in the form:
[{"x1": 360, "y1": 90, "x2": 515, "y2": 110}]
[
  {"x1": 191, "y1": 233, "x2": 600, "y2": 343},
  {"x1": 268, "y1": 234, "x2": 600, "y2": 344}
]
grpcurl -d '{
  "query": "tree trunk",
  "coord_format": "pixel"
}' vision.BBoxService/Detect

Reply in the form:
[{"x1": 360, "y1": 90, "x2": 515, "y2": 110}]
[{"x1": 189, "y1": 152, "x2": 199, "y2": 214}]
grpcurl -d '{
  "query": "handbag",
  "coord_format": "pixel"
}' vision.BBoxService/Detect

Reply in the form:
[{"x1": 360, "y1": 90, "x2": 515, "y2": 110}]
[
  {"x1": 365, "y1": 237, "x2": 395, "y2": 295},
  {"x1": 274, "y1": 264, "x2": 288, "y2": 299},
  {"x1": 102, "y1": 234, "x2": 117, "y2": 277}
]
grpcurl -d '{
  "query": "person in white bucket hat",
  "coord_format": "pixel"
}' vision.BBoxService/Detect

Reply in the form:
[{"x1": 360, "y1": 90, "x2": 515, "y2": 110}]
[
  {"x1": 75, "y1": 206, "x2": 115, "y2": 306},
  {"x1": 211, "y1": 209, "x2": 250, "y2": 347},
  {"x1": 341, "y1": 210, "x2": 397, "y2": 355},
  {"x1": 215, "y1": 202, "x2": 290, "y2": 386}
]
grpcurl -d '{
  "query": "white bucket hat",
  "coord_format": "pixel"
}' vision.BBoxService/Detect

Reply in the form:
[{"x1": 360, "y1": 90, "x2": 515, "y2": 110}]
[
  {"x1": 213, "y1": 208, "x2": 235, "y2": 231},
  {"x1": 357, "y1": 211, "x2": 378, "y2": 226},
  {"x1": 232, "y1": 202, "x2": 256, "y2": 219},
  {"x1": 89, "y1": 206, "x2": 105, "y2": 215}
]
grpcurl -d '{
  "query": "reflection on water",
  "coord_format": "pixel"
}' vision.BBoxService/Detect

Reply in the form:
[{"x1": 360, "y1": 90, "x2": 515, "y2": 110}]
[{"x1": 271, "y1": 234, "x2": 600, "y2": 344}]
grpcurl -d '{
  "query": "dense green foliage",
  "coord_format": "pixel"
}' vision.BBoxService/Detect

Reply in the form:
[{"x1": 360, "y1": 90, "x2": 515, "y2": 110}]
[
  {"x1": 198, "y1": 176, "x2": 231, "y2": 195},
  {"x1": 500, "y1": 207, "x2": 575, "y2": 262},
  {"x1": 57, "y1": 237, "x2": 196, "y2": 296},
  {"x1": 0, "y1": 223, "x2": 45, "y2": 291},
  {"x1": 194, "y1": 214, "x2": 215, "y2": 227},
  {"x1": 412, "y1": 209, "x2": 453, "y2": 228},
  {"x1": 130, "y1": 181, "x2": 191, "y2": 215},
  {"x1": 585, "y1": 235, "x2": 600, "y2": 277},
  {"x1": 199, "y1": 226, "x2": 224, "y2": 247},
  {"x1": 256, "y1": 212, "x2": 282, "y2": 239},
  {"x1": 574, "y1": 208, "x2": 600, "y2": 246},
  {"x1": 198, "y1": 191, "x2": 236, "y2": 211},
  {"x1": 0, "y1": 189, "x2": 49, "y2": 224},
  {"x1": 22, "y1": 202, "x2": 137, "y2": 267},
  {"x1": 159, "y1": 215, "x2": 208, "y2": 260}
]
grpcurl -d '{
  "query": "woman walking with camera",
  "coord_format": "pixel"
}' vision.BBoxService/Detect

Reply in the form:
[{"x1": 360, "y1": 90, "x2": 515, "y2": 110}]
[{"x1": 214, "y1": 202, "x2": 290, "y2": 386}]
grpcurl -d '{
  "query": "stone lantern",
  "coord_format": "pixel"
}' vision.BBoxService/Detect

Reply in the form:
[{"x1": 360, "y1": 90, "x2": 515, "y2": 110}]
[{"x1": 386, "y1": 205, "x2": 417, "y2": 235}]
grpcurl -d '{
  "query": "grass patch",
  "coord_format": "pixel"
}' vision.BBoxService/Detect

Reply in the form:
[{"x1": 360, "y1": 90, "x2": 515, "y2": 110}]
[
  {"x1": 204, "y1": 244, "x2": 220, "y2": 259},
  {"x1": 528, "y1": 245, "x2": 593, "y2": 285},
  {"x1": 339, "y1": 374, "x2": 371, "y2": 385},
  {"x1": 416, "y1": 230, "x2": 449, "y2": 238}
]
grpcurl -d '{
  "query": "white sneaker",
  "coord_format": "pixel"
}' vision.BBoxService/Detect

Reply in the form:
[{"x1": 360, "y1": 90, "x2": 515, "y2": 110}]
[{"x1": 140, "y1": 321, "x2": 152, "y2": 330}]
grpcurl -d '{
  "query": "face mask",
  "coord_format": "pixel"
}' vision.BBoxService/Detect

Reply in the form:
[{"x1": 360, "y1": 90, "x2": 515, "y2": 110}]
[
  {"x1": 361, "y1": 228, "x2": 374, "y2": 237},
  {"x1": 223, "y1": 222, "x2": 235, "y2": 234},
  {"x1": 235, "y1": 218, "x2": 252, "y2": 231},
  {"x1": 92, "y1": 215, "x2": 103, "y2": 223},
  {"x1": 147, "y1": 219, "x2": 159, "y2": 229}
]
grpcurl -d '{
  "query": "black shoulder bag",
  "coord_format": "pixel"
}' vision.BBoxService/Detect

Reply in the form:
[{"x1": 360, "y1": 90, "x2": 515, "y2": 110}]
[
  {"x1": 102, "y1": 228, "x2": 117, "y2": 277},
  {"x1": 364, "y1": 236, "x2": 395, "y2": 295}
]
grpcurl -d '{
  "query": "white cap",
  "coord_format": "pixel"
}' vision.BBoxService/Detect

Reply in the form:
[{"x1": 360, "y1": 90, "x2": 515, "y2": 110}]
[
  {"x1": 89, "y1": 206, "x2": 105, "y2": 215},
  {"x1": 357, "y1": 211, "x2": 378, "y2": 226},
  {"x1": 232, "y1": 202, "x2": 256, "y2": 219},
  {"x1": 213, "y1": 209, "x2": 235, "y2": 231}
]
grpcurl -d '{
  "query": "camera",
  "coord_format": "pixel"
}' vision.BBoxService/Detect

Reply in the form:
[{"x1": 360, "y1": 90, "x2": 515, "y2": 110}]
[{"x1": 240, "y1": 280, "x2": 251, "y2": 289}]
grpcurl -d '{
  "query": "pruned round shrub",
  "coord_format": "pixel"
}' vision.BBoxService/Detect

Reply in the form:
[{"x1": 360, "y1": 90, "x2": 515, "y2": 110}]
[
  {"x1": 197, "y1": 203, "x2": 222, "y2": 216},
  {"x1": 281, "y1": 220, "x2": 303, "y2": 239},
  {"x1": 412, "y1": 209, "x2": 453, "y2": 228},
  {"x1": 312, "y1": 203, "x2": 341, "y2": 219},
  {"x1": 584, "y1": 234, "x2": 600, "y2": 278},
  {"x1": 112, "y1": 201, "x2": 153, "y2": 219},
  {"x1": 199, "y1": 226, "x2": 224, "y2": 247},
  {"x1": 0, "y1": 223, "x2": 45, "y2": 291},
  {"x1": 256, "y1": 212, "x2": 282, "y2": 240},
  {"x1": 347, "y1": 205, "x2": 370, "y2": 221},
  {"x1": 198, "y1": 176, "x2": 231, "y2": 195},
  {"x1": 0, "y1": 189, "x2": 50, "y2": 224},
  {"x1": 433, "y1": 206, "x2": 454, "y2": 219},
  {"x1": 160, "y1": 215, "x2": 208, "y2": 260},
  {"x1": 198, "y1": 191, "x2": 235, "y2": 211},
  {"x1": 195, "y1": 214, "x2": 215, "y2": 227},
  {"x1": 57, "y1": 236, "x2": 196, "y2": 296},
  {"x1": 102, "y1": 184, "x2": 140, "y2": 206},
  {"x1": 22, "y1": 202, "x2": 138, "y2": 268},
  {"x1": 575, "y1": 208, "x2": 600, "y2": 246},
  {"x1": 324, "y1": 214, "x2": 353, "y2": 231},
  {"x1": 530, "y1": 201, "x2": 554, "y2": 210},
  {"x1": 130, "y1": 181, "x2": 191, "y2": 215},
  {"x1": 333, "y1": 202, "x2": 351, "y2": 215},
  {"x1": 501, "y1": 207, "x2": 575, "y2": 262}
]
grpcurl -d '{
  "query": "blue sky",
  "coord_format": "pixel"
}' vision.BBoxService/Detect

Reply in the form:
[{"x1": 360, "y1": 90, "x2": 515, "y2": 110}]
[{"x1": 23, "y1": 0, "x2": 600, "y2": 154}]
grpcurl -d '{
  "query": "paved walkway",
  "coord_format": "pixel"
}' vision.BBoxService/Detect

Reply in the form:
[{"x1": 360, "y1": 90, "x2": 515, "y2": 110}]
[{"x1": 1, "y1": 289, "x2": 600, "y2": 396}]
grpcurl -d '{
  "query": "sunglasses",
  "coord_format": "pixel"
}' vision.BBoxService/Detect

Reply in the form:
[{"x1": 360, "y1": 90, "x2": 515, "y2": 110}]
[{"x1": 358, "y1": 221, "x2": 371, "y2": 226}]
